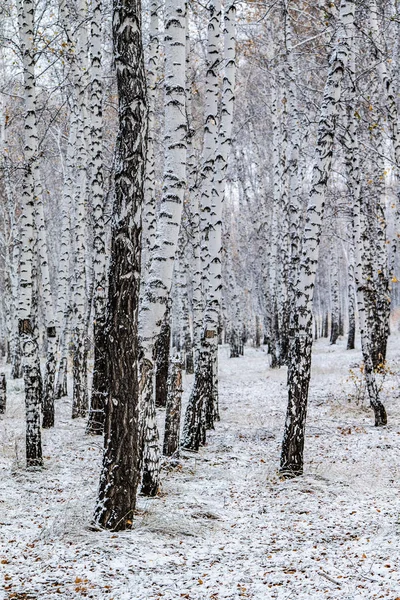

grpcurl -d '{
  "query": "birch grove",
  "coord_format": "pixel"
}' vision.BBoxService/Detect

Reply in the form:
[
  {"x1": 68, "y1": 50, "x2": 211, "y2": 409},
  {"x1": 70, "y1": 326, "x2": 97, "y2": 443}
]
[{"x1": 0, "y1": 0, "x2": 400, "y2": 541}]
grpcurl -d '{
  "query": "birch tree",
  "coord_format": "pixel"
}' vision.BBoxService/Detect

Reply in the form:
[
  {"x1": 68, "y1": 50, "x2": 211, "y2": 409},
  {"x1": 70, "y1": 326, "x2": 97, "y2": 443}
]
[
  {"x1": 182, "y1": 0, "x2": 222, "y2": 451},
  {"x1": 280, "y1": 0, "x2": 355, "y2": 477},
  {"x1": 86, "y1": 0, "x2": 107, "y2": 435},
  {"x1": 93, "y1": 0, "x2": 147, "y2": 531},
  {"x1": 139, "y1": 0, "x2": 187, "y2": 497},
  {"x1": 17, "y1": 0, "x2": 43, "y2": 467}
]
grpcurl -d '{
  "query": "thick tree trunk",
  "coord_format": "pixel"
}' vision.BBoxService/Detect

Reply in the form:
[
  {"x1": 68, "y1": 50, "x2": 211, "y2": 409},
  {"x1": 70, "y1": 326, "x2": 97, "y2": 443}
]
[
  {"x1": 42, "y1": 329, "x2": 57, "y2": 428},
  {"x1": 93, "y1": 0, "x2": 147, "y2": 531}
]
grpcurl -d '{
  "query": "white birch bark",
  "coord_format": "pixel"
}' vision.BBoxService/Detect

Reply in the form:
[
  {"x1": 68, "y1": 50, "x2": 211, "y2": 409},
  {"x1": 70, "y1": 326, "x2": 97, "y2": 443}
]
[
  {"x1": 203, "y1": 0, "x2": 236, "y2": 425},
  {"x1": 35, "y1": 179, "x2": 57, "y2": 429},
  {"x1": 139, "y1": 0, "x2": 187, "y2": 497},
  {"x1": 142, "y1": 0, "x2": 160, "y2": 266},
  {"x1": 17, "y1": 0, "x2": 43, "y2": 467},
  {"x1": 87, "y1": 0, "x2": 107, "y2": 434},
  {"x1": 280, "y1": 0, "x2": 355, "y2": 476},
  {"x1": 368, "y1": 0, "x2": 400, "y2": 278},
  {"x1": 59, "y1": 0, "x2": 90, "y2": 418},
  {"x1": 55, "y1": 118, "x2": 75, "y2": 398},
  {"x1": 0, "y1": 95, "x2": 21, "y2": 377},
  {"x1": 344, "y1": 93, "x2": 387, "y2": 425},
  {"x1": 181, "y1": 0, "x2": 222, "y2": 450}
]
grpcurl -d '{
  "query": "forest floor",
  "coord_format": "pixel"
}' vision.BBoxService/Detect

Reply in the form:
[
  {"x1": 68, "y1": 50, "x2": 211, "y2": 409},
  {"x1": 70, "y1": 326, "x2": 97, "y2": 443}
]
[{"x1": 0, "y1": 335, "x2": 400, "y2": 599}]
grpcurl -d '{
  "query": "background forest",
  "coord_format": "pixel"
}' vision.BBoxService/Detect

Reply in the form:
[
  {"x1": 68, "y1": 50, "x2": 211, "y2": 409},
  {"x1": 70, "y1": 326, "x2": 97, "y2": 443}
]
[{"x1": 0, "y1": 0, "x2": 400, "y2": 598}]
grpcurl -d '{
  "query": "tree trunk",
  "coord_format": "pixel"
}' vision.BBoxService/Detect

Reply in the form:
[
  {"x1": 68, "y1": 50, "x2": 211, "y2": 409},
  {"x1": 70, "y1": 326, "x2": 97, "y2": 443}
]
[
  {"x1": 163, "y1": 357, "x2": 183, "y2": 457},
  {"x1": 155, "y1": 309, "x2": 171, "y2": 408},
  {"x1": 347, "y1": 240, "x2": 356, "y2": 350},
  {"x1": 0, "y1": 372, "x2": 6, "y2": 414},
  {"x1": 139, "y1": 0, "x2": 187, "y2": 496},
  {"x1": 280, "y1": 0, "x2": 355, "y2": 477},
  {"x1": 87, "y1": 0, "x2": 108, "y2": 435},
  {"x1": 93, "y1": 0, "x2": 147, "y2": 531},
  {"x1": 18, "y1": 0, "x2": 44, "y2": 468}
]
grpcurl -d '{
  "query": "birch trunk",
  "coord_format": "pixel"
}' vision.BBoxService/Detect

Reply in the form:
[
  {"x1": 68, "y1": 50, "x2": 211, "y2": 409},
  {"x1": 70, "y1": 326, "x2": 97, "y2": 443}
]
[
  {"x1": 139, "y1": 0, "x2": 187, "y2": 496},
  {"x1": 87, "y1": 0, "x2": 107, "y2": 434},
  {"x1": 18, "y1": 0, "x2": 43, "y2": 467},
  {"x1": 345, "y1": 122, "x2": 387, "y2": 425},
  {"x1": 346, "y1": 238, "x2": 356, "y2": 350},
  {"x1": 280, "y1": 0, "x2": 355, "y2": 477},
  {"x1": 163, "y1": 356, "x2": 183, "y2": 458},
  {"x1": 142, "y1": 0, "x2": 160, "y2": 267},
  {"x1": 182, "y1": 0, "x2": 224, "y2": 450},
  {"x1": 93, "y1": 0, "x2": 147, "y2": 531}
]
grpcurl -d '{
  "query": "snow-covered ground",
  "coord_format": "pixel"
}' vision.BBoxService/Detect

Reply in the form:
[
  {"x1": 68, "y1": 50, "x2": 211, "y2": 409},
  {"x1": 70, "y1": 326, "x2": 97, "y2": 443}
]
[{"x1": 0, "y1": 335, "x2": 400, "y2": 599}]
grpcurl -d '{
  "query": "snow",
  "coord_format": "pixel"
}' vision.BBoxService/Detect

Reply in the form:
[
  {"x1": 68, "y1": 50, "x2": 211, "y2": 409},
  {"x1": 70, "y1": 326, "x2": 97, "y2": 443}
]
[{"x1": 0, "y1": 336, "x2": 400, "y2": 599}]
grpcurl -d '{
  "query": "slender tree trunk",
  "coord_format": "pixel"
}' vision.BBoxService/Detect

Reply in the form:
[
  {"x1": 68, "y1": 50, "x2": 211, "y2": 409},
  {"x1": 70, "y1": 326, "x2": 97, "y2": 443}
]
[
  {"x1": 342, "y1": 45, "x2": 387, "y2": 426},
  {"x1": 139, "y1": 0, "x2": 187, "y2": 496},
  {"x1": 280, "y1": 0, "x2": 355, "y2": 477},
  {"x1": 0, "y1": 373, "x2": 6, "y2": 414},
  {"x1": 163, "y1": 357, "x2": 183, "y2": 457},
  {"x1": 87, "y1": 0, "x2": 107, "y2": 435},
  {"x1": 54, "y1": 108, "x2": 75, "y2": 399},
  {"x1": 155, "y1": 308, "x2": 171, "y2": 408},
  {"x1": 18, "y1": 0, "x2": 43, "y2": 467},
  {"x1": 93, "y1": 0, "x2": 147, "y2": 531},
  {"x1": 346, "y1": 240, "x2": 356, "y2": 350},
  {"x1": 329, "y1": 239, "x2": 340, "y2": 345}
]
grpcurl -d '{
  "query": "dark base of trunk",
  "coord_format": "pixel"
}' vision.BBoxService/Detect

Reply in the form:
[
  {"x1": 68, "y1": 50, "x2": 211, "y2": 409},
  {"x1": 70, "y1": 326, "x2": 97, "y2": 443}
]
[
  {"x1": 280, "y1": 333, "x2": 312, "y2": 478},
  {"x1": 330, "y1": 321, "x2": 339, "y2": 345},
  {"x1": 163, "y1": 360, "x2": 183, "y2": 457},
  {"x1": 42, "y1": 345, "x2": 56, "y2": 429},
  {"x1": 185, "y1": 350, "x2": 194, "y2": 374},
  {"x1": 347, "y1": 323, "x2": 355, "y2": 350},
  {"x1": 140, "y1": 472, "x2": 159, "y2": 497},
  {"x1": 139, "y1": 359, "x2": 161, "y2": 498},
  {"x1": 0, "y1": 373, "x2": 6, "y2": 414},
  {"x1": 87, "y1": 321, "x2": 107, "y2": 435},
  {"x1": 86, "y1": 407, "x2": 105, "y2": 435},
  {"x1": 72, "y1": 341, "x2": 88, "y2": 419},
  {"x1": 155, "y1": 312, "x2": 171, "y2": 408},
  {"x1": 373, "y1": 402, "x2": 387, "y2": 426}
]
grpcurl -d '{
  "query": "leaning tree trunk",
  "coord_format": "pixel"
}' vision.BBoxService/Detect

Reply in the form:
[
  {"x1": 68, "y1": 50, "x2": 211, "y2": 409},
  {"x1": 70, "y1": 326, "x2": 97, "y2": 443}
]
[
  {"x1": 17, "y1": 0, "x2": 43, "y2": 468},
  {"x1": 93, "y1": 0, "x2": 147, "y2": 531},
  {"x1": 280, "y1": 0, "x2": 355, "y2": 477},
  {"x1": 86, "y1": 0, "x2": 108, "y2": 435},
  {"x1": 139, "y1": 0, "x2": 187, "y2": 497}
]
